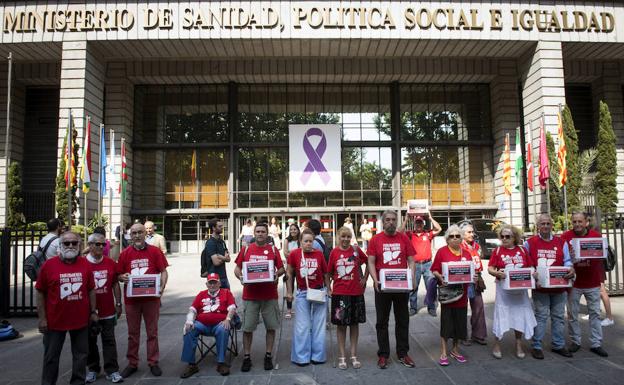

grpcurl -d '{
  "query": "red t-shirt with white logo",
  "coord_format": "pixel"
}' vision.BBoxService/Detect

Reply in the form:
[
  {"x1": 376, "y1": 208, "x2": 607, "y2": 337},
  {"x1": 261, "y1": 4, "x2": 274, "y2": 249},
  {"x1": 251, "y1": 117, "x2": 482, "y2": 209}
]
[
  {"x1": 35, "y1": 256, "x2": 95, "y2": 331},
  {"x1": 191, "y1": 289, "x2": 236, "y2": 326},
  {"x1": 489, "y1": 246, "x2": 531, "y2": 270},
  {"x1": 561, "y1": 229, "x2": 604, "y2": 289},
  {"x1": 328, "y1": 246, "x2": 368, "y2": 296},
  {"x1": 117, "y1": 244, "x2": 169, "y2": 304},
  {"x1": 367, "y1": 231, "x2": 415, "y2": 275},
  {"x1": 526, "y1": 235, "x2": 567, "y2": 294},
  {"x1": 406, "y1": 230, "x2": 435, "y2": 262},
  {"x1": 87, "y1": 256, "x2": 118, "y2": 318},
  {"x1": 235, "y1": 243, "x2": 284, "y2": 301},
  {"x1": 430, "y1": 246, "x2": 471, "y2": 308},
  {"x1": 460, "y1": 240, "x2": 483, "y2": 272},
  {"x1": 287, "y1": 249, "x2": 328, "y2": 290}
]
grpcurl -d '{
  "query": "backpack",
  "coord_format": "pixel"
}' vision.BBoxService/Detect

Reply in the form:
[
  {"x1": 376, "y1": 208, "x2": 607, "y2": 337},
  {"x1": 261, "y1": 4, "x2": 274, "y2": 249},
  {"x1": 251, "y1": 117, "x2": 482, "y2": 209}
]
[
  {"x1": 23, "y1": 236, "x2": 58, "y2": 281},
  {"x1": 0, "y1": 320, "x2": 20, "y2": 342},
  {"x1": 315, "y1": 236, "x2": 331, "y2": 262},
  {"x1": 604, "y1": 246, "x2": 616, "y2": 272}
]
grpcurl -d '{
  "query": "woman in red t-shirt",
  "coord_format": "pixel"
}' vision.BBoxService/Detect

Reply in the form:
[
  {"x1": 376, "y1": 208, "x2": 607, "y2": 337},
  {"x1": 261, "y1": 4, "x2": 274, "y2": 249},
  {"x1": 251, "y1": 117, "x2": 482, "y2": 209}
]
[
  {"x1": 431, "y1": 225, "x2": 473, "y2": 366},
  {"x1": 487, "y1": 225, "x2": 536, "y2": 360},
  {"x1": 328, "y1": 226, "x2": 369, "y2": 369},
  {"x1": 286, "y1": 228, "x2": 330, "y2": 366}
]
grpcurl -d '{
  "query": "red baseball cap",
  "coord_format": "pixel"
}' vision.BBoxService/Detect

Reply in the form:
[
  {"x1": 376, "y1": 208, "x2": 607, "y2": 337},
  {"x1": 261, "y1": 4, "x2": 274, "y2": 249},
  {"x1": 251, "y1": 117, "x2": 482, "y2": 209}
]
[
  {"x1": 206, "y1": 273, "x2": 220, "y2": 282},
  {"x1": 414, "y1": 216, "x2": 425, "y2": 222}
]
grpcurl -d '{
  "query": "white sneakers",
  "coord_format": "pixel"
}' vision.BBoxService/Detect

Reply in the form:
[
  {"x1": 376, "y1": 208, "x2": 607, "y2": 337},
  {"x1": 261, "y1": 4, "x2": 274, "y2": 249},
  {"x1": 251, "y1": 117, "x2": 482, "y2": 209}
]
[
  {"x1": 106, "y1": 372, "x2": 124, "y2": 383},
  {"x1": 601, "y1": 318, "x2": 615, "y2": 327},
  {"x1": 86, "y1": 371, "x2": 97, "y2": 383}
]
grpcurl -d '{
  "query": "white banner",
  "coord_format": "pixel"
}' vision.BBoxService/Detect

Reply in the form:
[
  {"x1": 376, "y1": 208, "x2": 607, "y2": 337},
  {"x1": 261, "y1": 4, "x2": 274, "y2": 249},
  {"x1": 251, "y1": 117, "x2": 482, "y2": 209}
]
[{"x1": 289, "y1": 124, "x2": 342, "y2": 192}]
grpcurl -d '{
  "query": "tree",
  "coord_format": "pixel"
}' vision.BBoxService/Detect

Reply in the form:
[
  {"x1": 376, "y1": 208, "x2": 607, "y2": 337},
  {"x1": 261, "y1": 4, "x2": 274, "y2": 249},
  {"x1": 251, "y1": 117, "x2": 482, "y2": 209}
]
[
  {"x1": 561, "y1": 105, "x2": 582, "y2": 212},
  {"x1": 595, "y1": 101, "x2": 618, "y2": 214},
  {"x1": 7, "y1": 161, "x2": 24, "y2": 227},
  {"x1": 55, "y1": 130, "x2": 79, "y2": 224}
]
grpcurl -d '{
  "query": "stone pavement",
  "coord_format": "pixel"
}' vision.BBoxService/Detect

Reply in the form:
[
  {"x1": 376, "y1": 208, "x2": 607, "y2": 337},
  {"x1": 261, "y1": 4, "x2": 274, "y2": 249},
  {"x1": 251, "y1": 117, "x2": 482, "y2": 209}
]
[{"x1": 2, "y1": 254, "x2": 624, "y2": 385}]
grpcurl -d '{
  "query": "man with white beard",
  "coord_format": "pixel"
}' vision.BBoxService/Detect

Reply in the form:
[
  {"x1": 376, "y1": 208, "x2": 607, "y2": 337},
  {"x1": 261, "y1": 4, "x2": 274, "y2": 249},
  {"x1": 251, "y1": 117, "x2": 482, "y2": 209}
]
[{"x1": 36, "y1": 231, "x2": 98, "y2": 385}]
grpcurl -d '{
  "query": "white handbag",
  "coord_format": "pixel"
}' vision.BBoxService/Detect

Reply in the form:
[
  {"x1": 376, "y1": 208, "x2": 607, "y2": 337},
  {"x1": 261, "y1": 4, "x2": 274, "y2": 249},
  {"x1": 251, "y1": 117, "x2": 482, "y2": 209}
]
[{"x1": 302, "y1": 250, "x2": 326, "y2": 304}]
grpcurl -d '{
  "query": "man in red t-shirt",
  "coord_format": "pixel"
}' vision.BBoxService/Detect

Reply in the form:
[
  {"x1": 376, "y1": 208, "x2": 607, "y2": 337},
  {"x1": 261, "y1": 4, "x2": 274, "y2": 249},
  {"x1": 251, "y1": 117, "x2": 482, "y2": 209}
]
[
  {"x1": 180, "y1": 273, "x2": 237, "y2": 378},
  {"x1": 117, "y1": 223, "x2": 169, "y2": 378},
  {"x1": 561, "y1": 212, "x2": 608, "y2": 357},
  {"x1": 234, "y1": 222, "x2": 285, "y2": 372},
  {"x1": 367, "y1": 210, "x2": 417, "y2": 369},
  {"x1": 524, "y1": 214, "x2": 574, "y2": 360},
  {"x1": 85, "y1": 232, "x2": 123, "y2": 383},
  {"x1": 401, "y1": 214, "x2": 441, "y2": 316},
  {"x1": 36, "y1": 231, "x2": 98, "y2": 385}
]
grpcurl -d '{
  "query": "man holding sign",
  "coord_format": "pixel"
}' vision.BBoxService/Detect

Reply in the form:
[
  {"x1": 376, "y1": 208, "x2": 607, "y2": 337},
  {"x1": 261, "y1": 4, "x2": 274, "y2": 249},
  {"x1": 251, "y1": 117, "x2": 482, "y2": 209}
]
[
  {"x1": 367, "y1": 210, "x2": 416, "y2": 369},
  {"x1": 562, "y1": 212, "x2": 608, "y2": 357},
  {"x1": 117, "y1": 223, "x2": 169, "y2": 378},
  {"x1": 234, "y1": 222, "x2": 285, "y2": 372},
  {"x1": 524, "y1": 214, "x2": 574, "y2": 360}
]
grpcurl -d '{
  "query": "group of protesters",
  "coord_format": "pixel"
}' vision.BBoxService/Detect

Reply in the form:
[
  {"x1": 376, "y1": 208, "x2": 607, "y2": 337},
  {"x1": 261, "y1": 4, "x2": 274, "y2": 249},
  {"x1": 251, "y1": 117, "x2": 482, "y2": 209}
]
[{"x1": 35, "y1": 209, "x2": 611, "y2": 383}]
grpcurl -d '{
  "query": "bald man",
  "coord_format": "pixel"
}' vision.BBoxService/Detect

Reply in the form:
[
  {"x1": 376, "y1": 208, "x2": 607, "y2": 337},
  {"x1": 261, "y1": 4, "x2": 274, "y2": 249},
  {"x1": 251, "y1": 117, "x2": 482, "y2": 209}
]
[
  {"x1": 145, "y1": 221, "x2": 167, "y2": 254},
  {"x1": 117, "y1": 223, "x2": 169, "y2": 378}
]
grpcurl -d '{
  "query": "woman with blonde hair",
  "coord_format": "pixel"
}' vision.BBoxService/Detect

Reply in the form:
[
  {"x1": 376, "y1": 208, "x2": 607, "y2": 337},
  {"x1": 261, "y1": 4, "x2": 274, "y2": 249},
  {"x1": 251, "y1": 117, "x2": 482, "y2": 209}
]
[
  {"x1": 488, "y1": 224, "x2": 536, "y2": 359},
  {"x1": 327, "y1": 226, "x2": 369, "y2": 369}
]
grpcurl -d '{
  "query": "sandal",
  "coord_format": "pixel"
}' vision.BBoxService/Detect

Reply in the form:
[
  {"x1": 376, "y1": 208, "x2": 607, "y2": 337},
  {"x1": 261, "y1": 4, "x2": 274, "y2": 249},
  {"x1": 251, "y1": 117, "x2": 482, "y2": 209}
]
[
  {"x1": 284, "y1": 311, "x2": 292, "y2": 319},
  {"x1": 350, "y1": 356, "x2": 361, "y2": 369},
  {"x1": 439, "y1": 356, "x2": 449, "y2": 366},
  {"x1": 338, "y1": 357, "x2": 347, "y2": 370},
  {"x1": 450, "y1": 351, "x2": 467, "y2": 363}
]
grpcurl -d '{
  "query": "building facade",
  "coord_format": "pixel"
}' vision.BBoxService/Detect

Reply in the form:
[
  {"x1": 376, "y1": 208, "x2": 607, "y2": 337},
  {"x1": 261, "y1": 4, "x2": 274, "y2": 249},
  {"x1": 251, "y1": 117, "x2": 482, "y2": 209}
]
[{"x1": 0, "y1": 1, "x2": 623, "y2": 253}]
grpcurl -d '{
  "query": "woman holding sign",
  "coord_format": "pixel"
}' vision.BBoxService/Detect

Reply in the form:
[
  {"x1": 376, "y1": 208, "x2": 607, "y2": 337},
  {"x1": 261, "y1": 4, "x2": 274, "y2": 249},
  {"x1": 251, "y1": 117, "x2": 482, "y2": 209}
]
[
  {"x1": 488, "y1": 225, "x2": 536, "y2": 359},
  {"x1": 430, "y1": 225, "x2": 472, "y2": 366},
  {"x1": 328, "y1": 227, "x2": 369, "y2": 369},
  {"x1": 286, "y1": 228, "x2": 330, "y2": 366}
]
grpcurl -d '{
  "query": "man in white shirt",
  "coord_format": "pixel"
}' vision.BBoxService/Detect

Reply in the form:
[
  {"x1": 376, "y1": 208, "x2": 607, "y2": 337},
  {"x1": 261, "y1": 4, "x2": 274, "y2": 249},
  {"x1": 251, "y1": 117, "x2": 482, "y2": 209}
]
[{"x1": 38, "y1": 218, "x2": 63, "y2": 259}]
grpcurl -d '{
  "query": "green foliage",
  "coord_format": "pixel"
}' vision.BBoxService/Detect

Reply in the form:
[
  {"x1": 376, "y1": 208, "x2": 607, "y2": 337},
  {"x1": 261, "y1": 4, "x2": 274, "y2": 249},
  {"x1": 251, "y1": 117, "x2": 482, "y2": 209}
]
[
  {"x1": 27, "y1": 222, "x2": 48, "y2": 231},
  {"x1": 578, "y1": 149, "x2": 597, "y2": 195},
  {"x1": 55, "y1": 130, "x2": 80, "y2": 224},
  {"x1": 596, "y1": 101, "x2": 618, "y2": 214},
  {"x1": 71, "y1": 224, "x2": 92, "y2": 236},
  {"x1": 88, "y1": 213, "x2": 109, "y2": 232},
  {"x1": 561, "y1": 105, "x2": 582, "y2": 212},
  {"x1": 7, "y1": 161, "x2": 25, "y2": 227},
  {"x1": 546, "y1": 133, "x2": 563, "y2": 216}
]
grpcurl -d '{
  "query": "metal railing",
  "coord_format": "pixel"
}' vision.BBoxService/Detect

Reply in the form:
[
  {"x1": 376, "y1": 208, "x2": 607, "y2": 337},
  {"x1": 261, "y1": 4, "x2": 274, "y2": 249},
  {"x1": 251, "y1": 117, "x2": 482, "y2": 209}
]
[{"x1": 602, "y1": 213, "x2": 624, "y2": 295}]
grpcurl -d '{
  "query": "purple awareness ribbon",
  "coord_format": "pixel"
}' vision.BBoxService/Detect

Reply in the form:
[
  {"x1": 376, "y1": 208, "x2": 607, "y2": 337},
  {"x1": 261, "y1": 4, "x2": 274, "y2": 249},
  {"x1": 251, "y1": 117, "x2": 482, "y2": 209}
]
[{"x1": 300, "y1": 127, "x2": 331, "y2": 185}]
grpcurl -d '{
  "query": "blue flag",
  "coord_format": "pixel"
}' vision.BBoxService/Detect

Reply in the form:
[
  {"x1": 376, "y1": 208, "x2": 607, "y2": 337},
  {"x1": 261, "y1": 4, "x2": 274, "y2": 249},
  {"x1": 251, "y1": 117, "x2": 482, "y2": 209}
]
[{"x1": 99, "y1": 124, "x2": 107, "y2": 196}]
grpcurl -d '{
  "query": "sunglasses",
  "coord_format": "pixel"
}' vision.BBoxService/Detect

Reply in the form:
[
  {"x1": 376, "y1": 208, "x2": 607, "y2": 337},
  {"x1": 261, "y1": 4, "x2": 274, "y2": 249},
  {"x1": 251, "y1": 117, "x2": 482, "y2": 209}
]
[
  {"x1": 62, "y1": 241, "x2": 79, "y2": 247},
  {"x1": 501, "y1": 234, "x2": 513, "y2": 239},
  {"x1": 448, "y1": 234, "x2": 462, "y2": 239},
  {"x1": 91, "y1": 242, "x2": 106, "y2": 247}
]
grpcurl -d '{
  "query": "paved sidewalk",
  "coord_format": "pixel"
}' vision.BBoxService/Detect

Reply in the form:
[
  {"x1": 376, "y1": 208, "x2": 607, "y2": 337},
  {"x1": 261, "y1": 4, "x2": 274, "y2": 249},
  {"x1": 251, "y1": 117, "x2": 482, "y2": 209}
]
[{"x1": 2, "y1": 255, "x2": 624, "y2": 385}]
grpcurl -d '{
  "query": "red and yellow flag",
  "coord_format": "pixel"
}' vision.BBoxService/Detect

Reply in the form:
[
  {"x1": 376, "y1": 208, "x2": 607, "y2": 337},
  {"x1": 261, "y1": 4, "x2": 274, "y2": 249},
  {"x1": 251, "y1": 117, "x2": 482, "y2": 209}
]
[
  {"x1": 503, "y1": 133, "x2": 512, "y2": 196},
  {"x1": 191, "y1": 150, "x2": 197, "y2": 184},
  {"x1": 64, "y1": 113, "x2": 77, "y2": 191},
  {"x1": 557, "y1": 112, "x2": 567, "y2": 187}
]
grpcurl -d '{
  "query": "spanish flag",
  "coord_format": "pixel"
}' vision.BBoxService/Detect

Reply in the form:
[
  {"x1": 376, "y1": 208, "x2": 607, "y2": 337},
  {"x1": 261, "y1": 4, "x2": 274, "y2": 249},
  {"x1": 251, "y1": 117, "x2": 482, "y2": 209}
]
[
  {"x1": 503, "y1": 133, "x2": 512, "y2": 196},
  {"x1": 64, "y1": 112, "x2": 77, "y2": 191},
  {"x1": 557, "y1": 112, "x2": 567, "y2": 187},
  {"x1": 191, "y1": 150, "x2": 197, "y2": 184}
]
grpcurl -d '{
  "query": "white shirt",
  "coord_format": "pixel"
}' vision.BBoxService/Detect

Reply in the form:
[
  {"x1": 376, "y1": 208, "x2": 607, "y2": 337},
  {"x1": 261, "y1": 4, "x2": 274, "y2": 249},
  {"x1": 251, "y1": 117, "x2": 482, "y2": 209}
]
[{"x1": 39, "y1": 232, "x2": 60, "y2": 259}]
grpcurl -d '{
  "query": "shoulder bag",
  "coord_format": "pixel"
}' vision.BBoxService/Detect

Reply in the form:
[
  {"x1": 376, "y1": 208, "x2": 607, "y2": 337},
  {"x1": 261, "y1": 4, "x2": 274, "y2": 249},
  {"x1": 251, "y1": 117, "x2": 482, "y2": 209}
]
[{"x1": 302, "y1": 250, "x2": 326, "y2": 304}]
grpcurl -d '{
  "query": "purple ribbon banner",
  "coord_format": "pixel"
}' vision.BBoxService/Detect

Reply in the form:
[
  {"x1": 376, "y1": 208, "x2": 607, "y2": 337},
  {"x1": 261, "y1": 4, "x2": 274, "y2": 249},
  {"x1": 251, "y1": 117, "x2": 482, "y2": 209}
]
[{"x1": 300, "y1": 127, "x2": 331, "y2": 185}]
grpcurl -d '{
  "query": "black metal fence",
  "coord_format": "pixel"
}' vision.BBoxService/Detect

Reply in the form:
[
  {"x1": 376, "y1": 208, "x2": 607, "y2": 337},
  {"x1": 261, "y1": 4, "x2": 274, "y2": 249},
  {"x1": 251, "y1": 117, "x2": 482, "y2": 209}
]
[
  {"x1": 0, "y1": 228, "x2": 47, "y2": 316},
  {"x1": 602, "y1": 213, "x2": 624, "y2": 295}
]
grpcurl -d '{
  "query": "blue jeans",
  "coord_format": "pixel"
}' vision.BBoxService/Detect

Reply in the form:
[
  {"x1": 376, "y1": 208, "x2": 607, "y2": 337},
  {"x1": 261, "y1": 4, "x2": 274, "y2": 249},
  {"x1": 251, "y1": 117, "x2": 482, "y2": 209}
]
[
  {"x1": 409, "y1": 261, "x2": 435, "y2": 311},
  {"x1": 291, "y1": 289, "x2": 327, "y2": 364},
  {"x1": 181, "y1": 321, "x2": 229, "y2": 364},
  {"x1": 568, "y1": 287, "x2": 602, "y2": 348},
  {"x1": 532, "y1": 291, "x2": 567, "y2": 350}
]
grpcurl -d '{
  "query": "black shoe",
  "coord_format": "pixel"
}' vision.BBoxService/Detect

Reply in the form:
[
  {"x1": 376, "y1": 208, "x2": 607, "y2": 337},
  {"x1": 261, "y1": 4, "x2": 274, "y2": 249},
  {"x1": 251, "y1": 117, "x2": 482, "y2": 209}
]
[
  {"x1": 180, "y1": 364, "x2": 199, "y2": 379},
  {"x1": 149, "y1": 365, "x2": 162, "y2": 377},
  {"x1": 310, "y1": 360, "x2": 325, "y2": 365},
  {"x1": 409, "y1": 308, "x2": 417, "y2": 316},
  {"x1": 217, "y1": 363, "x2": 230, "y2": 376},
  {"x1": 428, "y1": 308, "x2": 437, "y2": 317},
  {"x1": 569, "y1": 343, "x2": 581, "y2": 353},
  {"x1": 590, "y1": 347, "x2": 608, "y2": 357},
  {"x1": 551, "y1": 347, "x2": 573, "y2": 358},
  {"x1": 264, "y1": 355, "x2": 274, "y2": 370},
  {"x1": 241, "y1": 357, "x2": 252, "y2": 372},
  {"x1": 120, "y1": 366, "x2": 137, "y2": 378},
  {"x1": 531, "y1": 349, "x2": 544, "y2": 360}
]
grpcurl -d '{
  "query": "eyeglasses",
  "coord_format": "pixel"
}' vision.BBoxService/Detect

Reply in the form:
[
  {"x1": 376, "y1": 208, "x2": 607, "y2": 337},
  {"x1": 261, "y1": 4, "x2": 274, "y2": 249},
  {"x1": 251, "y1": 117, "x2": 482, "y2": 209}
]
[
  {"x1": 91, "y1": 242, "x2": 106, "y2": 247},
  {"x1": 501, "y1": 234, "x2": 513, "y2": 240},
  {"x1": 448, "y1": 234, "x2": 462, "y2": 239},
  {"x1": 62, "y1": 241, "x2": 79, "y2": 247}
]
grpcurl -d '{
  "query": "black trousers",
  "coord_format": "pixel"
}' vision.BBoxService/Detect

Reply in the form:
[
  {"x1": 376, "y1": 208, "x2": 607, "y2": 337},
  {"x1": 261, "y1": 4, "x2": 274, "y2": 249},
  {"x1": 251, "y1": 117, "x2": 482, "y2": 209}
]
[
  {"x1": 374, "y1": 291, "x2": 410, "y2": 358},
  {"x1": 42, "y1": 327, "x2": 88, "y2": 385},
  {"x1": 87, "y1": 318, "x2": 119, "y2": 375}
]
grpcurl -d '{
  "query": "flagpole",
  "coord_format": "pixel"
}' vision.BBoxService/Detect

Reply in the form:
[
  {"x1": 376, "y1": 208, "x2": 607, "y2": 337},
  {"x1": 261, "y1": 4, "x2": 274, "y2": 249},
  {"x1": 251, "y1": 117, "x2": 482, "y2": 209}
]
[
  {"x1": 120, "y1": 136, "x2": 124, "y2": 254},
  {"x1": 543, "y1": 112, "x2": 551, "y2": 217},
  {"x1": 559, "y1": 104, "x2": 569, "y2": 229},
  {"x1": 83, "y1": 115, "x2": 90, "y2": 241},
  {"x1": 109, "y1": 128, "x2": 114, "y2": 251},
  {"x1": 529, "y1": 119, "x2": 536, "y2": 224},
  {"x1": 4, "y1": 52, "x2": 12, "y2": 170},
  {"x1": 97, "y1": 123, "x2": 103, "y2": 222},
  {"x1": 67, "y1": 109, "x2": 73, "y2": 228}
]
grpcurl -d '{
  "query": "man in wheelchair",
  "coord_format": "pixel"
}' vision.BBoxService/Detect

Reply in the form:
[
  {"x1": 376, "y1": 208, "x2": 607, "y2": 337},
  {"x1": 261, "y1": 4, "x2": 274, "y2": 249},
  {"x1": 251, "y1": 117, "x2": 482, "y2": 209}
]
[{"x1": 180, "y1": 273, "x2": 238, "y2": 378}]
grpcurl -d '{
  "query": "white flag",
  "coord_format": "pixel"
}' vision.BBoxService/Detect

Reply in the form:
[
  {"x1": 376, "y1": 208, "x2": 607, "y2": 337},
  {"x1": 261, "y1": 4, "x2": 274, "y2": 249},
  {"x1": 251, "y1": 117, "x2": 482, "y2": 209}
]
[{"x1": 106, "y1": 129, "x2": 116, "y2": 195}]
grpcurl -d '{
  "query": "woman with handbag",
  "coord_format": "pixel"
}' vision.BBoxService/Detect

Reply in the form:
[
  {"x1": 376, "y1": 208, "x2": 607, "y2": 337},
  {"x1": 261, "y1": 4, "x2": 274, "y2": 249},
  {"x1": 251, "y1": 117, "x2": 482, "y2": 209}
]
[
  {"x1": 460, "y1": 224, "x2": 488, "y2": 345},
  {"x1": 328, "y1": 227, "x2": 369, "y2": 369},
  {"x1": 430, "y1": 225, "x2": 473, "y2": 366},
  {"x1": 488, "y1": 225, "x2": 537, "y2": 359},
  {"x1": 286, "y1": 228, "x2": 330, "y2": 366}
]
